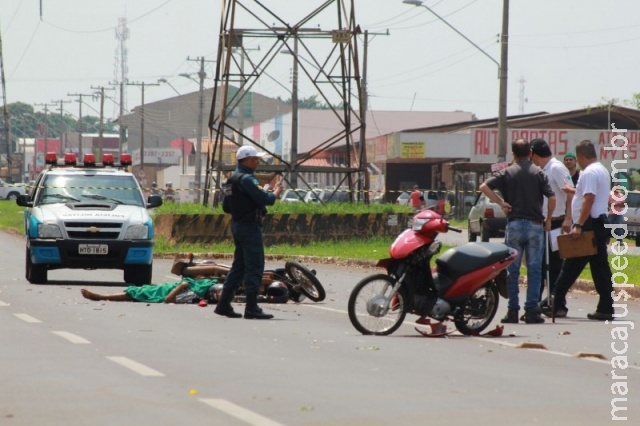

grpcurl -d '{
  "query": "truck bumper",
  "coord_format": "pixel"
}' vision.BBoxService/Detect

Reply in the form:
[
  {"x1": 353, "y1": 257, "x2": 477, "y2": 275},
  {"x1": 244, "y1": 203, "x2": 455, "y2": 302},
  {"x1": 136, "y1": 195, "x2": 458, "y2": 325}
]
[{"x1": 29, "y1": 239, "x2": 153, "y2": 269}]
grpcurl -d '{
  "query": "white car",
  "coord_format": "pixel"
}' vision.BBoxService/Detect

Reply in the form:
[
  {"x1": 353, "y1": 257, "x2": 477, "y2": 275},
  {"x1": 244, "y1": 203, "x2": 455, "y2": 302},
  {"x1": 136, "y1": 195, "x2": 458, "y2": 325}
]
[
  {"x1": 0, "y1": 178, "x2": 27, "y2": 200},
  {"x1": 281, "y1": 189, "x2": 308, "y2": 203},
  {"x1": 625, "y1": 191, "x2": 640, "y2": 246},
  {"x1": 396, "y1": 190, "x2": 439, "y2": 209},
  {"x1": 467, "y1": 190, "x2": 507, "y2": 242}
]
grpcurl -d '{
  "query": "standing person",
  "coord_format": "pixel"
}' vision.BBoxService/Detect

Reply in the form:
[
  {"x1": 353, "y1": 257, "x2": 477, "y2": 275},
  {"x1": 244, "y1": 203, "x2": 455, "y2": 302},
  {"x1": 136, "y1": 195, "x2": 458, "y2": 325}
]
[
  {"x1": 564, "y1": 152, "x2": 581, "y2": 186},
  {"x1": 480, "y1": 139, "x2": 555, "y2": 324},
  {"x1": 544, "y1": 140, "x2": 615, "y2": 321},
  {"x1": 214, "y1": 145, "x2": 284, "y2": 320},
  {"x1": 529, "y1": 139, "x2": 573, "y2": 309},
  {"x1": 409, "y1": 185, "x2": 423, "y2": 211}
]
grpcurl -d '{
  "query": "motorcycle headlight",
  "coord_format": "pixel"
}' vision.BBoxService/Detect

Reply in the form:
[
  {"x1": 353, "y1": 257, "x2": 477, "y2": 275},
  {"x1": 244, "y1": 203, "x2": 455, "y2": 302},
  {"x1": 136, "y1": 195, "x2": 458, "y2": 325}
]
[
  {"x1": 412, "y1": 218, "x2": 430, "y2": 231},
  {"x1": 38, "y1": 223, "x2": 63, "y2": 239},
  {"x1": 124, "y1": 224, "x2": 149, "y2": 240}
]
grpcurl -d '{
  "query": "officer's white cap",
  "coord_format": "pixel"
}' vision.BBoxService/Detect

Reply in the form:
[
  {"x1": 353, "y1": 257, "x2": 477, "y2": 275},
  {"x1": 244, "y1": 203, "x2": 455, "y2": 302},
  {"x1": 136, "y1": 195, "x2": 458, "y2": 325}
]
[{"x1": 236, "y1": 145, "x2": 266, "y2": 160}]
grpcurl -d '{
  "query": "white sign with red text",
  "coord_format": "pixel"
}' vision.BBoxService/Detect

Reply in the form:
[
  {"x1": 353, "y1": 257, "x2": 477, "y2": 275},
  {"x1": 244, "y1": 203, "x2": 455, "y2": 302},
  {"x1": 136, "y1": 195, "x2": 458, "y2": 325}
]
[{"x1": 470, "y1": 128, "x2": 639, "y2": 166}]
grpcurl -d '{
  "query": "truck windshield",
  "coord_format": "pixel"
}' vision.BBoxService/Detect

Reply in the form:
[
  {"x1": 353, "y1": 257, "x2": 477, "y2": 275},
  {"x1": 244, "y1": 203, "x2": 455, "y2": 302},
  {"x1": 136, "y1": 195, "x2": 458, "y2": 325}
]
[{"x1": 37, "y1": 174, "x2": 145, "y2": 207}]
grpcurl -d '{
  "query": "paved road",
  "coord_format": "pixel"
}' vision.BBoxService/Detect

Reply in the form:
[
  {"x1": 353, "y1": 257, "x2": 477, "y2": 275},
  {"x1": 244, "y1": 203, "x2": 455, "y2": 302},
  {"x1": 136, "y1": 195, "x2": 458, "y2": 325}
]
[{"x1": 1, "y1": 230, "x2": 639, "y2": 425}]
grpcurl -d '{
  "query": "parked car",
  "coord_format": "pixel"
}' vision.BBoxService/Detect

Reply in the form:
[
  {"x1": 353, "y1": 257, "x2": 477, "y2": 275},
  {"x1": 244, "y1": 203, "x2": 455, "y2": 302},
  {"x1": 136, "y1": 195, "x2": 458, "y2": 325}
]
[
  {"x1": 305, "y1": 189, "x2": 351, "y2": 203},
  {"x1": 395, "y1": 190, "x2": 439, "y2": 209},
  {"x1": 0, "y1": 178, "x2": 27, "y2": 200},
  {"x1": 467, "y1": 189, "x2": 507, "y2": 242},
  {"x1": 281, "y1": 189, "x2": 308, "y2": 203},
  {"x1": 626, "y1": 190, "x2": 640, "y2": 246}
]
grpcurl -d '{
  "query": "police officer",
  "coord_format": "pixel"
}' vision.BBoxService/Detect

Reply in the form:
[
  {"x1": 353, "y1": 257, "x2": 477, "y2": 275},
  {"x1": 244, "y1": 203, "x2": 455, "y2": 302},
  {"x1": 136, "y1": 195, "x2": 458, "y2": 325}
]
[{"x1": 214, "y1": 145, "x2": 284, "y2": 320}]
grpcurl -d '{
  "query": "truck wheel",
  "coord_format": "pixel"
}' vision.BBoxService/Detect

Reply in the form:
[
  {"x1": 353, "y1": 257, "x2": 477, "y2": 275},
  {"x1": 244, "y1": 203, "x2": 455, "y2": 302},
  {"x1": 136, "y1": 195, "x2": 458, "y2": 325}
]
[
  {"x1": 26, "y1": 249, "x2": 47, "y2": 284},
  {"x1": 124, "y1": 264, "x2": 153, "y2": 286},
  {"x1": 7, "y1": 191, "x2": 20, "y2": 201}
]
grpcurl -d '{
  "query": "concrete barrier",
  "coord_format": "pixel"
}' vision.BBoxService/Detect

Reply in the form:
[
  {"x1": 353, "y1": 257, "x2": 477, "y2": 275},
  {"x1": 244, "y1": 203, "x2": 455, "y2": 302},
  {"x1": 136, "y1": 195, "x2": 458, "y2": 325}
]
[{"x1": 154, "y1": 213, "x2": 411, "y2": 245}]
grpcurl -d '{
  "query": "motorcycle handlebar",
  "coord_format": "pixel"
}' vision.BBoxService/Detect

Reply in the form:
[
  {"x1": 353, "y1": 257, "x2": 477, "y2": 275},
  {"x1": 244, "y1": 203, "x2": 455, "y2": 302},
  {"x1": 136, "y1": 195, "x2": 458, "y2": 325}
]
[{"x1": 447, "y1": 225, "x2": 463, "y2": 233}]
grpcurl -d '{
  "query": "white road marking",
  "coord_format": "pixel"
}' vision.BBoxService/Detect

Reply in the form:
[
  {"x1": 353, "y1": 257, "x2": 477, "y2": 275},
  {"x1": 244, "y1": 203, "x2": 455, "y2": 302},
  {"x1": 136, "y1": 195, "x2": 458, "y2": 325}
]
[
  {"x1": 199, "y1": 398, "x2": 286, "y2": 426},
  {"x1": 106, "y1": 356, "x2": 165, "y2": 377},
  {"x1": 0, "y1": 300, "x2": 10, "y2": 307},
  {"x1": 51, "y1": 331, "x2": 91, "y2": 344},
  {"x1": 14, "y1": 313, "x2": 41, "y2": 323}
]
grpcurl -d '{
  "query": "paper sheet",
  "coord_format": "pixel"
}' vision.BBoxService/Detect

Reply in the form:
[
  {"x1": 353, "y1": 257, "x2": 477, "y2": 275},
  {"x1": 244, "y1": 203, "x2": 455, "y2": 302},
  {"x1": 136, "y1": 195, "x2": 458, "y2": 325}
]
[{"x1": 550, "y1": 228, "x2": 562, "y2": 252}]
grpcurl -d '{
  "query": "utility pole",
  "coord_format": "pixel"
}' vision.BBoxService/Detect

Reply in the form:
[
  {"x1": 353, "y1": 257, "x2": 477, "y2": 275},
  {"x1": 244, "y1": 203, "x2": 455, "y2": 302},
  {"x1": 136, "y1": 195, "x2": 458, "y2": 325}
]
[
  {"x1": 34, "y1": 102, "x2": 56, "y2": 158},
  {"x1": 0, "y1": 25, "x2": 12, "y2": 179},
  {"x1": 127, "y1": 81, "x2": 159, "y2": 170},
  {"x1": 91, "y1": 86, "x2": 115, "y2": 161},
  {"x1": 186, "y1": 56, "x2": 215, "y2": 203},
  {"x1": 68, "y1": 93, "x2": 94, "y2": 157},
  {"x1": 497, "y1": 0, "x2": 510, "y2": 162},
  {"x1": 52, "y1": 99, "x2": 72, "y2": 155}
]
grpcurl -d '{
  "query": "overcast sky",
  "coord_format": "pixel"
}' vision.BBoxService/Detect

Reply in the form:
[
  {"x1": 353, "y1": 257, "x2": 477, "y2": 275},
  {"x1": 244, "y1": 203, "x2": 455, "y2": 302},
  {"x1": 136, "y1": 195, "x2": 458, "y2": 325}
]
[{"x1": 1, "y1": 0, "x2": 638, "y2": 125}]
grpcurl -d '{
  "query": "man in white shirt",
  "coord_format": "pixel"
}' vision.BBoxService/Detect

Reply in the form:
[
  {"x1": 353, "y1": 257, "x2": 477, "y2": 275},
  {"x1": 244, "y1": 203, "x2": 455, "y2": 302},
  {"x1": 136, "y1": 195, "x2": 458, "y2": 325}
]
[
  {"x1": 542, "y1": 140, "x2": 614, "y2": 321},
  {"x1": 530, "y1": 139, "x2": 573, "y2": 312}
]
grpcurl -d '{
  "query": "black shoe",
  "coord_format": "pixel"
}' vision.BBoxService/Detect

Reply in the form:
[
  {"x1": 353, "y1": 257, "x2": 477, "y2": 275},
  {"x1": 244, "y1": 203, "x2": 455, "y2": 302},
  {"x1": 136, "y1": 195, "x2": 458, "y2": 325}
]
[
  {"x1": 587, "y1": 312, "x2": 613, "y2": 321},
  {"x1": 524, "y1": 309, "x2": 545, "y2": 324},
  {"x1": 244, "y1": 307, "x2": 274, "y2": 320},
  {"x1": 214, "y1": 306, "x2": 242, "y2": 318},
  {"x1": 540, "y1": 304, "x2": 568, "y2": 318},
  {"x1": 501, "y1": 309, "x2": 519, "y2": 324}
]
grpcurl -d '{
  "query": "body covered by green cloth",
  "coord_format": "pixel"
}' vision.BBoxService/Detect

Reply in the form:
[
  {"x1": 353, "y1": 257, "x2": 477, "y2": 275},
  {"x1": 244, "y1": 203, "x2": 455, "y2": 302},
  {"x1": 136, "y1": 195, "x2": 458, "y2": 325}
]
[{"x1": 124, "y1": 277, "x2": 217, "y2": 303}]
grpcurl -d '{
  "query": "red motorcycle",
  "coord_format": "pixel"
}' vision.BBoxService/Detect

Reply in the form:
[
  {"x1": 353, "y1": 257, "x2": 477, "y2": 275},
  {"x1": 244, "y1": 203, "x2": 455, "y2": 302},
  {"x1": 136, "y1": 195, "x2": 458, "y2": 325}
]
[{"x1": 348, "y1": 209, "x2": 517, "y2": 336}]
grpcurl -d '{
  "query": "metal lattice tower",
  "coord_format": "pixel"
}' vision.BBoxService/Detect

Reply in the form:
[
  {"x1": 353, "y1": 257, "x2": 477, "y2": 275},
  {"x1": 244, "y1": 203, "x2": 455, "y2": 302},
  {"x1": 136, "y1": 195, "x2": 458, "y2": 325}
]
[
  {"x1": 114, "y1": 17, "x2": 129, "y2": 115},
  {"x1": 204, "y1": 0, "x2": 366, "y2": 205}
]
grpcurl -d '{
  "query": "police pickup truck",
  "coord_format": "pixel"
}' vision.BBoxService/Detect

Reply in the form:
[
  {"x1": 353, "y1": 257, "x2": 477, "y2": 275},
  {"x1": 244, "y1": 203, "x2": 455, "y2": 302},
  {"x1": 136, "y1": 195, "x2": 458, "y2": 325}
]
[{"x1": 16, "y1": 152, "x2": 162, "y2": 285}]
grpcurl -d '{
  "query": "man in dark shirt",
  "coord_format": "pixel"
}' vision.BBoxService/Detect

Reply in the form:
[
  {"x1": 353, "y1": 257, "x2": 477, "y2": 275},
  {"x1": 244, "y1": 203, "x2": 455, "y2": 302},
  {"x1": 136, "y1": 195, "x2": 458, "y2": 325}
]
[
  {"x1": 480, "y1": 139, "x2": 556, "y2": 324},
  {"x1": 563, "y1": 152, "x2": 581, "y2": 186}
]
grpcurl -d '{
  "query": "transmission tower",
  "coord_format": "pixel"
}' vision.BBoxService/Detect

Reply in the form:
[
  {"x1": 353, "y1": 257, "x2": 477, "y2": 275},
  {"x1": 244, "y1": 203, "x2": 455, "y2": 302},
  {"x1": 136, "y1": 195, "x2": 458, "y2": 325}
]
[
  {"x1": 518, "y1": 76, "x2": 527, "y2": 115},
  {"x1": 114, "y1": 17, "x2": 129, "y2": 116}
]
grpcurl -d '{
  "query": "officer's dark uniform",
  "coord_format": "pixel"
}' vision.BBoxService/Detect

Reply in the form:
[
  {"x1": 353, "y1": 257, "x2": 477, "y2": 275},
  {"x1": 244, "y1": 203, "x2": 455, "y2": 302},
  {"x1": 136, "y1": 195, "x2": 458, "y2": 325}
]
[{"x1": 216, "y1": 163, "x2": 277, "y2": 319}]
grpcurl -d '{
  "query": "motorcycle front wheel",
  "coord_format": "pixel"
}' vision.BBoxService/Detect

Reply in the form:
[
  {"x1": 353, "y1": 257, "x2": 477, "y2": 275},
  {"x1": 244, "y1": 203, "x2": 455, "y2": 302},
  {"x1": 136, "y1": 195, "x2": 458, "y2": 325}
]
[
  {"x1": 348, "y1": 274, "x2": 407, "y2": 336},
  {"x1": 454, "y1": 282, "x2": 499, "y2": 335},
  {"x1": 284, "y1": 261, "x2": 326, "y2": 302}
]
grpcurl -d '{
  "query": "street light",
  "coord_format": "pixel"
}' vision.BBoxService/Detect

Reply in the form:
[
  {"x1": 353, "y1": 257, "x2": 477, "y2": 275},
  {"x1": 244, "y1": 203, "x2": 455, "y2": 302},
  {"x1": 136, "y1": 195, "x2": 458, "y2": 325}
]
[
  {"x1": 179, "y1": 69, "x2": 205, "y2": 203},
  {"x1": 403, "y1": 0, "x2": 509, "y2": 162}
]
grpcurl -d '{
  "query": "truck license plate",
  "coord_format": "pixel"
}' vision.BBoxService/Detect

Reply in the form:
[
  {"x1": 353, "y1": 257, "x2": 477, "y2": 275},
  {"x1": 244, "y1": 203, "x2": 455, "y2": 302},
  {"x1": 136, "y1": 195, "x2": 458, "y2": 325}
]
[{"x1": 79, "y1": 244, "x2": 108, "y2": 255}]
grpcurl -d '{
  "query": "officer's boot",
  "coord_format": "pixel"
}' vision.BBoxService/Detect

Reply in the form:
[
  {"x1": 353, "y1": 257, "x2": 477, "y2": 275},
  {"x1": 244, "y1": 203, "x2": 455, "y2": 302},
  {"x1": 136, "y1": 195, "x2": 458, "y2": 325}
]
[
  {"x1": 214, "y1": 287, "x2": 242, "y2": 318},
  {"x1": 244, "y1": 291, "x2": 274, "y2": 320}
]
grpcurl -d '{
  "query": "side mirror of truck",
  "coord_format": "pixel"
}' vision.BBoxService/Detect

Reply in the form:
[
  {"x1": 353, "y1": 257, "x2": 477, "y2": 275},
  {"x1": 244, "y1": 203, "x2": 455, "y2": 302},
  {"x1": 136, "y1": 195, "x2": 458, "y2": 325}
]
[
  {"x1": 16, "y1": 194, "x2": 33, "y2": 207},
  {"x1": 147, "y1": 194, "x2": 163, "y2": 208}
]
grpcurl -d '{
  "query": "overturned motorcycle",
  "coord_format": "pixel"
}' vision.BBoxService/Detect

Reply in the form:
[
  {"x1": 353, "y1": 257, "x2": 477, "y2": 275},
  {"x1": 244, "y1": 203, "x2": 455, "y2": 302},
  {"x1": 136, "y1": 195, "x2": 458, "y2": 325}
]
[
  {"x1": 347, "y1": 209, "x2": 516, "y2": 337},
  {"x1": 171, "y1": 254, "x2": 326, "y2": 304}
]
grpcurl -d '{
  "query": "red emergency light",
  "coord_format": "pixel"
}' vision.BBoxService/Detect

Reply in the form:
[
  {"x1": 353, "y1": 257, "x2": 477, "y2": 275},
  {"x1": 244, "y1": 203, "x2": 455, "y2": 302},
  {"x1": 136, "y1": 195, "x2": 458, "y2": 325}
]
[
  {"x1": 120, "y1": 153, "x2": 132, "y2": 166},
  {"x1": 45, "y1": 152, "x2": 58, "y2": 165},
  {"x1": 64, "y1": 153, "x2": 77, "y2": 166},
  {"x1": 83, "y1": 153, "x2": 96, "y2": 167},
  {"x1": 102, "y1": 153, "x2": 114, "y2": 166}
]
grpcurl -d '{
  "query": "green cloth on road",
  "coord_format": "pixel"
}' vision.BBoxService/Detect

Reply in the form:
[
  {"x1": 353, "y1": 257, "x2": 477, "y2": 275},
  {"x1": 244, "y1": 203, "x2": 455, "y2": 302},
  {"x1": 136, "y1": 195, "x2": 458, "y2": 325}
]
[{"x1": 124, "y1": 277, "x2": 217, "y2": 303}]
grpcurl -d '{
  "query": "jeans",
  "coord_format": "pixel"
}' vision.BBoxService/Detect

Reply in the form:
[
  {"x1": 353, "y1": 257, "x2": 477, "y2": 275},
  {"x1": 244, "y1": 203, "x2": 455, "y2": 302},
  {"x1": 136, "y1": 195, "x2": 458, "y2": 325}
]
[
  {"x1": 553, "y1": 216, "x2": 614, "y2": 314},
  {"x1": 223, "y1": 221, "x2": 265, "y2": 294},
  {"x1": 504, "y1": 219, "x2": 544, "y2": 311}
]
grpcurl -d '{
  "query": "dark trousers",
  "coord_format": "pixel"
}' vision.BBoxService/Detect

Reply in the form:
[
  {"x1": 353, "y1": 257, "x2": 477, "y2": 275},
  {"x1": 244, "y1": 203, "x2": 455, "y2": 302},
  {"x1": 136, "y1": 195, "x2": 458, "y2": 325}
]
[
  {"x1": 552, "y1": 216, "x2": 614, "y2": 314},
  {"x1": 539, "y1": 218, "x2": 565, "y2": 302},
  {"x1": 224, "y1": 221, "x2": 265, "y2": 294}
]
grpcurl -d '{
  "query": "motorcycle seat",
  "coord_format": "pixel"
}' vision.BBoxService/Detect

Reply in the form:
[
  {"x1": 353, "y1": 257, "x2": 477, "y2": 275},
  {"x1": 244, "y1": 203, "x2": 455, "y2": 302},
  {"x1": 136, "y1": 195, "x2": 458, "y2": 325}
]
[{"x1": 435, "y1": 242, "x2": 511, "y2": 281}]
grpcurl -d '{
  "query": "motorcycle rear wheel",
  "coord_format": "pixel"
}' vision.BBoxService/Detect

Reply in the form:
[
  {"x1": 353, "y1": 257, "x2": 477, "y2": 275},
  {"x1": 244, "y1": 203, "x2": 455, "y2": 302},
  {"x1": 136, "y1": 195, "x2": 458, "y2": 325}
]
[
  {"x1": 454, "y1": 282, "x2": 499, "y2": 335},
  {"x1": 348, "y1": 274, "x2": 407, "y2": 336},
  {"x1": 284, "y1": 261, "x2": 326, "y2": 302}
]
